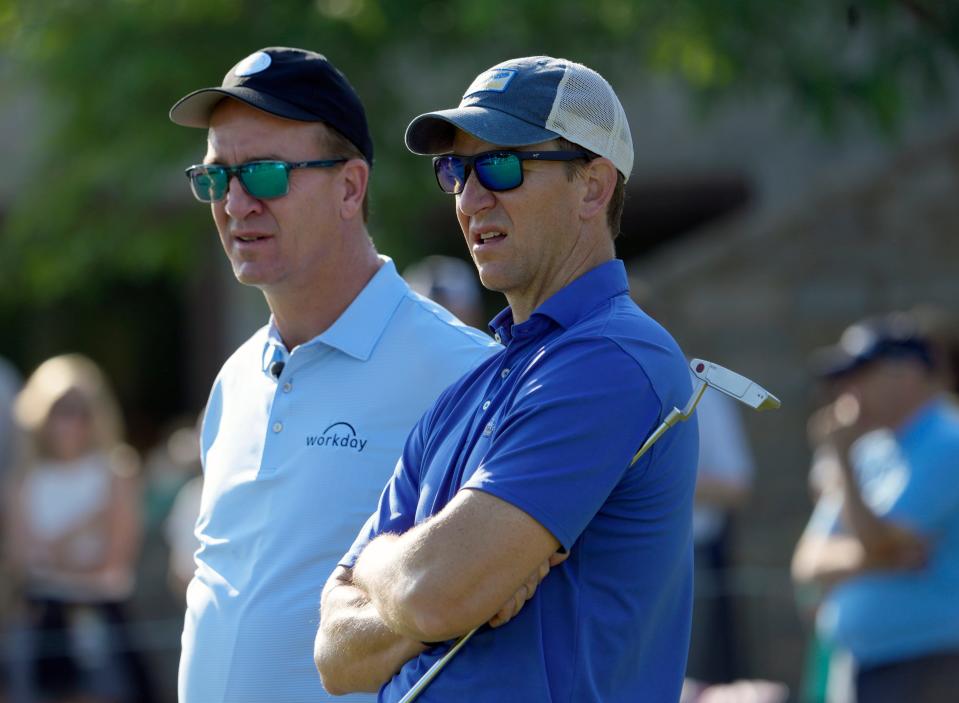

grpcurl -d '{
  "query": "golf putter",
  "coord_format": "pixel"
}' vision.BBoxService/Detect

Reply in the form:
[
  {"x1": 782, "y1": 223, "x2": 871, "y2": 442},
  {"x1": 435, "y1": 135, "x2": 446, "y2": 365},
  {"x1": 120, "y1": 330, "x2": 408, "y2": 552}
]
[
  {"x1": 398, "y1": 358, "x2": 780, "y2": 703},
  {"x1": 629, "y1": 358, "x2": 781, "y2": 467}
]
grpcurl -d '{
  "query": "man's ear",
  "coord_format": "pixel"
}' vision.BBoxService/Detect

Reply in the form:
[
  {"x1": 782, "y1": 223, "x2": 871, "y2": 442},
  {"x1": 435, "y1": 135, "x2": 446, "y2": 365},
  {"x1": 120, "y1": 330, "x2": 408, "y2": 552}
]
[
  {"x1": 579, "y1": 157, "x2": 617, "y2": 222},
  {"x1": 339, "y1": 159, "x2": 369, "y2": 220}
]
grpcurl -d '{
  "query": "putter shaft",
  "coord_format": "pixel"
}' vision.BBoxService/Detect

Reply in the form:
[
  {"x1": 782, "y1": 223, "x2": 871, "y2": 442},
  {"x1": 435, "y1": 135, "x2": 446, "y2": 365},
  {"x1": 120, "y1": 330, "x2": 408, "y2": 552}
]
[{"x1": 397, "y1": 359, "x2": 779, "y2": 702}]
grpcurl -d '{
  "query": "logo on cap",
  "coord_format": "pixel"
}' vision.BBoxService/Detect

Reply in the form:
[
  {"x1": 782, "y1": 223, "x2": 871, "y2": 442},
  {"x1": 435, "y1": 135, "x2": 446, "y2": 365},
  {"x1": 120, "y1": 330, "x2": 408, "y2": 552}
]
[
  {"x1": 464, "y1": 68, "x2": 517, "y2": 98},
  {"x1": 234, "y1": 51, "x2": 272, "y2": 77}
]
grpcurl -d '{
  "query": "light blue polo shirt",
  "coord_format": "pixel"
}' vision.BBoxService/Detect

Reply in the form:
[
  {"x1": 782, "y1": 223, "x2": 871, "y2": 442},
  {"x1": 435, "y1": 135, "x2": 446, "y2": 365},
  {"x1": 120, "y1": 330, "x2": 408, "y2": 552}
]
[
  {"x1": 178, "y1": 258, "x2": 499, "y2": 703},
  {"x1": 817, "y1": 397, "x2": 959, "y2": 667},
  {"x1": 343, "y1": 260, "x2": 699, "y2": 702}
]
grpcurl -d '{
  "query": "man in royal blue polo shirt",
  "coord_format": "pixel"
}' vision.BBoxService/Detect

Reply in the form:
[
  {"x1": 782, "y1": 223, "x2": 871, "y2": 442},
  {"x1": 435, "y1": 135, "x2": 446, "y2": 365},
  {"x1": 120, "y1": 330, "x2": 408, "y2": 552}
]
[
  {"x1": 316, "y1": 57, "x2": 699, "y2": 702},
  {"x1": 168, "y1": 48, "x2": 498, "y2": 703}
]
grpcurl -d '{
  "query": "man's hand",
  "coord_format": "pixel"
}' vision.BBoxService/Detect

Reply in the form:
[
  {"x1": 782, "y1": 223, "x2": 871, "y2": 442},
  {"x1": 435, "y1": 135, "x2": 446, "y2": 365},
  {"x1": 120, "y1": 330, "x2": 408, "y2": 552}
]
[
  {"x1": 818, "y1": 394, "x2": 865, "y2": 453},
  {"x1": 315, "y1": 566, "x2": 428, "y2": 695},
  {"x1": 817, "y1": 393, "x2": 930, "y2": 573},
  {"x1": 488, "y1": 551, "x2": 568, "y2": 628}
]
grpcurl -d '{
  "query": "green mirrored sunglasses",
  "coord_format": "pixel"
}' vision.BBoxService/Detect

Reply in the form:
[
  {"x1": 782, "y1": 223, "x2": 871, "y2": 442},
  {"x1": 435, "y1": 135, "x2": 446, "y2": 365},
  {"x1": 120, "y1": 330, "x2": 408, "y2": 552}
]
[{"x1": 185, "y1": 159, "x2": 348, "y2": 203}]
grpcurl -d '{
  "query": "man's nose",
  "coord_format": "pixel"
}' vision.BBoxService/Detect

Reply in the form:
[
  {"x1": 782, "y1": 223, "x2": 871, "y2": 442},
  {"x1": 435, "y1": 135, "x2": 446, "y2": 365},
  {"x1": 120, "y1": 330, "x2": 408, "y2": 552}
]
[
  {"x1": 457, "y1": 168, "x2": 495, "y2": 216},
  {"x1": 223, "y1": 175, "x2": 262, "y2": 219}
]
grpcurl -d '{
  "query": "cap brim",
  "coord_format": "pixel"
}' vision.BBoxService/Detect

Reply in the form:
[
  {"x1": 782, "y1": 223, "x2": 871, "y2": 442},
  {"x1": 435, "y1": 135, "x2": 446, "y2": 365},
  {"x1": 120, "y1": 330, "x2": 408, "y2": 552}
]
[
  {"x1": 405, "y1": 105, "x2": 559, "y2": 154},
  {"x1": 810, "y1": 346, "x2": 867, "y2": 379},
  {"x1": 169, "y1": 87, "x2": 319, "y2": 127}
]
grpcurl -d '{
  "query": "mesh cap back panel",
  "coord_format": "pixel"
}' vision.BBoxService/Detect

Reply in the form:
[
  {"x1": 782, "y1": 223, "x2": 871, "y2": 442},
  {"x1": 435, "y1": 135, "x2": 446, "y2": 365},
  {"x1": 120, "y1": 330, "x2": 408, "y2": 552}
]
[{"x1": 545, "y1": 62, "x2": 633, "y2": 179}]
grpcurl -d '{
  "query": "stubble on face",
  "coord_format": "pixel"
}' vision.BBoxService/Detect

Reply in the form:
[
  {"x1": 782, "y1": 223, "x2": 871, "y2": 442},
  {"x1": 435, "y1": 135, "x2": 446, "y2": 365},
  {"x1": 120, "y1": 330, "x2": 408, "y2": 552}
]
[{"x1": 451, "y1": 131, "x2": 588, "y2": 322}]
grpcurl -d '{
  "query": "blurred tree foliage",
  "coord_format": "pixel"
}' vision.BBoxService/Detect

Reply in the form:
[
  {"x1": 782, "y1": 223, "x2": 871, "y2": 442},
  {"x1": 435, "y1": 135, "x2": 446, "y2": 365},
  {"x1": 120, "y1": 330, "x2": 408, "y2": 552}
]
[{"x1": 0, "y1": 0, "x2": 957, "y2": 304}]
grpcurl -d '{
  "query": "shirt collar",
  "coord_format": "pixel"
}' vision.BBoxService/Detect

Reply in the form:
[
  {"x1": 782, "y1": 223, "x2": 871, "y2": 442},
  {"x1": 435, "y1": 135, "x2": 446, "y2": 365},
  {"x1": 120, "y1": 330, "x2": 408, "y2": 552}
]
[
  {"x1": 260, "y1": 257, "x2": 408, "y2": 374},
  {"x1": 261, "y1": 323, "x2": 287, "y2": 376},
  {"x1": 490, "y1": 260, "x2": 629, "y2": 344}
]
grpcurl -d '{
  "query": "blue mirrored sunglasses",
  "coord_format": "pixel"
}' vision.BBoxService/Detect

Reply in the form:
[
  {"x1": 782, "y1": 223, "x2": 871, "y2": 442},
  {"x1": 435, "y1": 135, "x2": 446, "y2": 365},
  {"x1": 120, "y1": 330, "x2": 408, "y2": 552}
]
[{"x1": 432, "y1": 150, "x2": 589, "y2": 195}]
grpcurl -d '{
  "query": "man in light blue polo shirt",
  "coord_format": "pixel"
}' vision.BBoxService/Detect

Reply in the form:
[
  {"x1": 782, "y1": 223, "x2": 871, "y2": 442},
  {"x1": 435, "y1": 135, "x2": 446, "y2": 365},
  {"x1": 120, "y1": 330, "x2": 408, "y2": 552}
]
[
  {"x1": 795, "y1": 313, "x2": 959, "y2": 702},
  {"x1": 316, "y1": 57, "x2": 698, "y2": 702},
  {"x1": 168, "y1": 48, "x2": 498, "y2": 703}
]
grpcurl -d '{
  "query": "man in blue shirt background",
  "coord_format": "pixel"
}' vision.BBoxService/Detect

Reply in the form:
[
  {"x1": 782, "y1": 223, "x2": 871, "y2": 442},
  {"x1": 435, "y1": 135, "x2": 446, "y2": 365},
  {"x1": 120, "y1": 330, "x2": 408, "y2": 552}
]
[
  {"x1": 793, "y1": 312, "x2": 959, "y2": 702},
  {"x1": 316, "y1": 56, "x2": 699, "y2": 702}
]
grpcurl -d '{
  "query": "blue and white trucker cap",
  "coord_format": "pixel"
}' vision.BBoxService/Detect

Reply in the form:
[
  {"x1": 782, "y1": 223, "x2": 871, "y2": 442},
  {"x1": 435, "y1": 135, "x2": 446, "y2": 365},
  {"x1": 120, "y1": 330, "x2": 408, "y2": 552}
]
[{"x1": 405, "y1": 56, "x2": 634, "y2": 181}]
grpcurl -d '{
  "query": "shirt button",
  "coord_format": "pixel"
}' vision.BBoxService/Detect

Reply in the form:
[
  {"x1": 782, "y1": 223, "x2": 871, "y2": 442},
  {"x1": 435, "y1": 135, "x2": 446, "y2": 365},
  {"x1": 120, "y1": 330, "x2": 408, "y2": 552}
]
[
  {"x1": 500, "y1": 368, "x2": 510, "y2": 379},
  {"x1": 494, "y1": 333, "x2": 502, "y2": 343},
  {"x1": 273, "y1": 422, "x2": 283, "y2": 433},
  {"x1": 283, "y1": 382, "x2": 292, "y2": 393},
  {"x1": 482, "y1": 401, "x2": 491, "y2": 411}
]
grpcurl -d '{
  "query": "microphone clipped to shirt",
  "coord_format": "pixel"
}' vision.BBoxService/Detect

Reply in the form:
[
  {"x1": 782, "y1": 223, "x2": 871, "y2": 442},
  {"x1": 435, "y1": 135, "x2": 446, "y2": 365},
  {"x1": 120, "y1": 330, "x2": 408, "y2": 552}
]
[{"x1": 270, "y1": 360, "x2": 285, "y2": 379}]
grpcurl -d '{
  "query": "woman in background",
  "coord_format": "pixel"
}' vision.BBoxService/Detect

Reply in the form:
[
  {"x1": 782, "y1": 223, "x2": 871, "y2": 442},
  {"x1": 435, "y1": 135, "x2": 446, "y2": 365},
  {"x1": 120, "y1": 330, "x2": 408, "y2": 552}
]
[{"x1": 5, "y1": 354, "x2": 152, "y2": 703}]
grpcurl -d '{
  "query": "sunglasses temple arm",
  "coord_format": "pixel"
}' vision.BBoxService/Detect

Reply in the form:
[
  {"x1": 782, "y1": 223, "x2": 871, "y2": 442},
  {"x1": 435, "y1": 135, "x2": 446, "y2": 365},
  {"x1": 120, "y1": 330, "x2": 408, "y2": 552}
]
[
  {"x1": 628, "y1": 379, "x2": 707, "y2": 468},
  {"x1": 400, "y1": 379, "x2": 709, "y2": 703}
]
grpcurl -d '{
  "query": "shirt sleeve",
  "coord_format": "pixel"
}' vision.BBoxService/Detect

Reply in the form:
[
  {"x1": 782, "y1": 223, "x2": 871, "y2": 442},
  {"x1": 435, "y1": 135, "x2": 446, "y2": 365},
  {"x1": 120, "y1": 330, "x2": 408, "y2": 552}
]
[
  {"x1": 884, "y1": 431, "x2": 959, "y2": 535},
  {"x1": 462, "y1": 337, "x2": 672, "y2": 551}
]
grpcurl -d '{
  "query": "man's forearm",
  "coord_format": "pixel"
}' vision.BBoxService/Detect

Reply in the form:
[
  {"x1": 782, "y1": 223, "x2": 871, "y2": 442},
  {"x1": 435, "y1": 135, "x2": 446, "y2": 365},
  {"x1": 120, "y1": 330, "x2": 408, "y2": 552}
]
[
  {"x1": 351, "y1": 532, "x2": 447, "y2": 642},
  {"x1": 352, "y1": 490, "x2": 565, "y2": 643},
  {"x1": 315, "y1": 568, "x2": 426, "y2": 695},
  {"x1": 792, "y1": 533, "x2": 868, "y2": 591}
]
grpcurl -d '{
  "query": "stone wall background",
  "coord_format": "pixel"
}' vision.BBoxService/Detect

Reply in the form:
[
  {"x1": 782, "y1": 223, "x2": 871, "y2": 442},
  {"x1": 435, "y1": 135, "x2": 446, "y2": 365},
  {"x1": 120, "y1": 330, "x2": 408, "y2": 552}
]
[{"x1": 629, "y1": 128, "x2": 959, "y2": 686}]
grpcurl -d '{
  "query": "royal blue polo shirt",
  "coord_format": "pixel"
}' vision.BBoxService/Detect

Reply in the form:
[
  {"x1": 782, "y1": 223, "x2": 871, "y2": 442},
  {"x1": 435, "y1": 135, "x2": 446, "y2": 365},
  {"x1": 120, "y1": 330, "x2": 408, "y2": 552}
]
[{"x1": 343, "y1": 259, "x2": 699, "y2": 702}]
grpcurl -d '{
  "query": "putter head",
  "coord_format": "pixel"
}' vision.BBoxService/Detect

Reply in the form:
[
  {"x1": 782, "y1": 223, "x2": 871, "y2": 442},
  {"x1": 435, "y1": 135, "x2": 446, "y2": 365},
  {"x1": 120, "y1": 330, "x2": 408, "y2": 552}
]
[{"x1": 689, "y1": 359, "x2": 781, "y2": 411}]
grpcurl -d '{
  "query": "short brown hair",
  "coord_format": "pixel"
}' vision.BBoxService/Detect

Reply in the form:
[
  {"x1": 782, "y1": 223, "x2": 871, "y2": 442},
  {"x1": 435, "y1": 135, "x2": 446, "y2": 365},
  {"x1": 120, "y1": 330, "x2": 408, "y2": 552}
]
[
  {"x1": 318, "y1": 124, "x2": 371, "y2": 223},
  {"x1": 556, "y1": 138, "x2": 625, "y2": 238}
]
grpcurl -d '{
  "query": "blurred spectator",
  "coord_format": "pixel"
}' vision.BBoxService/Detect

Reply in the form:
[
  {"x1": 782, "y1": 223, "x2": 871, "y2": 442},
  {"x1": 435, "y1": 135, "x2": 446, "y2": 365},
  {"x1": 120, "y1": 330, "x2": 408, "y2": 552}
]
[
  {"x1": 908, "y1": 304, "x2": 959, "y2": 395},
  {"x1": 687, "y1": 386, "x2": 755, "y2": 684},
  {"x1": 164, "y1": 474, "x2": 202, "y2": 599},
  {"x1": 0, "y1": 357, "x2": 21, "y2": 482},
  {"x1": 792, "y1": 310, "x2": 959, "y2": 702},
  {"x1": 0, "y1": 358, "x2": 22, "y2": 694},
  {"x1": 142, "y1": 418, "x2": 202, "y2": 535},
  {"x1": 403, "y1": 254, "x2": 486, "y2": 328},
  {"x1": 149, "y1": 419, "x2": 203, "y2": 599},
  {"x1": 792, "y1": 377, "x2": 856, "y2": 703},
  {"x1": 3, "y1": 354, "x2": 154, "y2": 703}
]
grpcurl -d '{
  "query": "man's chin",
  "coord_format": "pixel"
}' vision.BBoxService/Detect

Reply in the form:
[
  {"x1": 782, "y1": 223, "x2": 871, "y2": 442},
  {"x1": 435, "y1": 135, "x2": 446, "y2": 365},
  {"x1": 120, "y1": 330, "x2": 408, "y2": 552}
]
[
  {"x1": 476, "y1": 267, "x2": 511, "y2": 295},
  {"x1": 232, "y1": 264, "x2": 273, "y2": 287}
]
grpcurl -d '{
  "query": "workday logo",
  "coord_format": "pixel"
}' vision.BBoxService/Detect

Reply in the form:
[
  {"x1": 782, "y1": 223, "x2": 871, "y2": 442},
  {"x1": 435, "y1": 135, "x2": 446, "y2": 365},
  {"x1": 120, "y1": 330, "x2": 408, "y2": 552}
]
[{"x1": 306, "y1": 422, "x2": 368, "y2": 453}]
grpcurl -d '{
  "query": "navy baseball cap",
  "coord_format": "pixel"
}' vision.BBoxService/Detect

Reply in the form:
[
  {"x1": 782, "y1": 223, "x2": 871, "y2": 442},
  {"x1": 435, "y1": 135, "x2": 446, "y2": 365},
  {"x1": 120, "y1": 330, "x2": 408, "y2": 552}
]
[
  {"x1": 169, "y1": 47, "x2": 373, "y2": 165},
  {"x1": 813, "y1": 314, "x2": 935, "y2": 379},
  {"x1": 405, "y1": 56, "x2": 634, "y2": 180}
]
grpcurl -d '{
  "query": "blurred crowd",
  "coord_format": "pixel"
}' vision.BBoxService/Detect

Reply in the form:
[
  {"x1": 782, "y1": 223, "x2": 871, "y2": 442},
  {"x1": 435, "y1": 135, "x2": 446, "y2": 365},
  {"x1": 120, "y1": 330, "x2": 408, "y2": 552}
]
[
  {"x1": 0, "y1": 354, "x2": 201, "y2": 703},
  {"x1": 0, "y1": 267, "x2": 956, "y2": 702}
]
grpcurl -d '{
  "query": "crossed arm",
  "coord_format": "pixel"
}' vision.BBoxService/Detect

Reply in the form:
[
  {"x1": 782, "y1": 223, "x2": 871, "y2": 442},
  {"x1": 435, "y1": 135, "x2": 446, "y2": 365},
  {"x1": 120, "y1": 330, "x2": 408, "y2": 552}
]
[{"x1": 314, "y1": 488, "x2": 564, "y2": 695}]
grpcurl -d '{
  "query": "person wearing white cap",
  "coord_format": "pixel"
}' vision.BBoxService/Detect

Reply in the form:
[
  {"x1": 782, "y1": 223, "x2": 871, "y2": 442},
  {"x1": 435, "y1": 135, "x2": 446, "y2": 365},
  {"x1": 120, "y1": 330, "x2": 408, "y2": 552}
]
[
  {"x1": 168, "y1": 48, "x2": 498, "y2": 703},
  {"x1": 317, "y1": 57, "x2": 698, "y2": 702}
]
